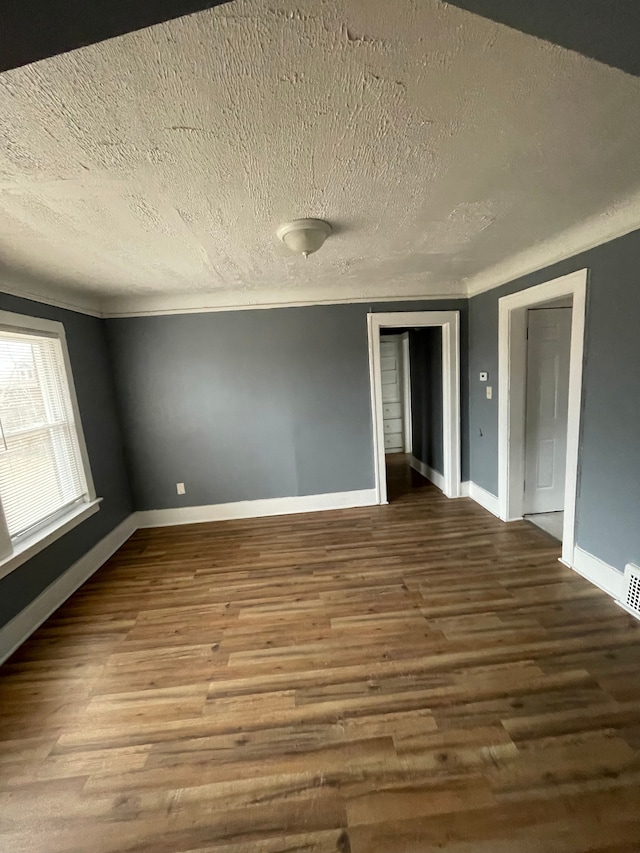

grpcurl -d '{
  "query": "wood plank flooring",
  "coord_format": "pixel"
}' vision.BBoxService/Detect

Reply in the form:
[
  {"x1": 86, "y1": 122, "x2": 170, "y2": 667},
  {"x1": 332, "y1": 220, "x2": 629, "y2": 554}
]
[{"x1": 2, "y1": 457, "x2": 640, "y2": 852}]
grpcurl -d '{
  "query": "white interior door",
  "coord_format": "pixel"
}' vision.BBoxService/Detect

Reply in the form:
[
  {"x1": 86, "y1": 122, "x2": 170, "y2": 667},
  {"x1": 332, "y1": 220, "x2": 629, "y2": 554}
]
[
  {"x1": 380, "y1": 336, "x2": 404, "y2": 453},
  {"x1": 523, "y1": 307, "x2": 572, "y2": 514}
]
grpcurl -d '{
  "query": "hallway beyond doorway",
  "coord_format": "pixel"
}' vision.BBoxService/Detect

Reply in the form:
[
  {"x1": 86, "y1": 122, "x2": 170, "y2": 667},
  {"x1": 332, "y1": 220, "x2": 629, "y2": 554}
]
[{"x1": 385, "y1": 452, "x2": 434, "y2": 502}]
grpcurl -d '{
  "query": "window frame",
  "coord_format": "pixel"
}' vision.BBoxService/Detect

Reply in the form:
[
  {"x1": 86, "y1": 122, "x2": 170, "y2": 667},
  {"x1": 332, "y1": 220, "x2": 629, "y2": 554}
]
[{"x1": 0, "y1": 310, "x2": 100, "y2": 581}]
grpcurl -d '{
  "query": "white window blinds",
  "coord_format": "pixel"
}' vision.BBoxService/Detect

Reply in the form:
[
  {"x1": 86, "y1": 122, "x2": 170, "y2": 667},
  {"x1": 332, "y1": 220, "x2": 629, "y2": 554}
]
[{"x1": 0, "y1": 329, "x2": 89, "y2": 541}]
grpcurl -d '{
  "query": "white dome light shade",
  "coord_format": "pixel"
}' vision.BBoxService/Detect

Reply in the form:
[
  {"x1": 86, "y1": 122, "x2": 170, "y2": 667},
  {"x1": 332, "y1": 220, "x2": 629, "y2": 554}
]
[{"x1": 277, "y1": 218, "x2": 332, "y2": 257}]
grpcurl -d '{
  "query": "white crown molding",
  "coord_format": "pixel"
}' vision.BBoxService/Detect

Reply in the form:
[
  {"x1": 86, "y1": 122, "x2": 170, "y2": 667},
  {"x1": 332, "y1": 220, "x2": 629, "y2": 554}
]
[
  {"x1": 2, "y1": 194, "x2": 639, "y2": 318},
  {"x1": 100, "y1": 289, "x2": 466, "y2": 319},
  {"x1": 0, "y1": 278, "x2": 102, "y2": 317},
  {"x1": 465, "y1": 193, "x2": 640, "y2": 297},
  {"x1": 1, "y1": 284, "x2": 466, "y2": 319}
]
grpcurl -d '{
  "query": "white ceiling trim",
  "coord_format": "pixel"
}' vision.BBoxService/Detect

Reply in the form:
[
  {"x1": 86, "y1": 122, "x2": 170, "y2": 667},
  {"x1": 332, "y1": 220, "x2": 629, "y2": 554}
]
[
  {"x1": 0, "y1": 278, "x2": 102, "y2": 317},
  {"x1": 0, "y1": 280, "x2": 466, "y2": 318},
  {"x1": 2, "y1": 202, "x2": 639, "y2": 317},
  {"x1": 465, "y1": 190, "x2": 640, "y2": 297},
  {"x1": 100, "y1": 289, "x2": 467, "y2": 318}
]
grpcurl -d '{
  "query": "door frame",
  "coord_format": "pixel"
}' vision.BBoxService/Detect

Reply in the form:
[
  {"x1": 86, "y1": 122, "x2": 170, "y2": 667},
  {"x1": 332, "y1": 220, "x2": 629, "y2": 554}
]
[
  {"x1": 367, "y1": 311, "x2": 461, "y2": 504},
  {"x1": 401, "y1": 332, "x2": 412, "y2": 453},
  {"x1": 498, "y1": 269, "x2": 587, "y2": 565}
]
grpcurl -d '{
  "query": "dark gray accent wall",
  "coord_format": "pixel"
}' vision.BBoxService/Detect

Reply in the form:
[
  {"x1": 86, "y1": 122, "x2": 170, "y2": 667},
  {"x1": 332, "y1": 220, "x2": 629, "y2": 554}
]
[
  {"x1": 107, "y1": 300, "x2": 468, "y2": 510},
  {"x1": 448, "y1": 1, "x2": 640, "y2": 77},
  {"x1": 468, "y1": 228, "x2": 640, "y2": 571},
  {"x1": 410, "y1": 328, "x2": 444, "y2": 475},
  {"x1": 0, "y1": 294, "x2": 133, "y2": 629},
  {"x1": 0, "y1": 1, "x2": 230, "y2": 72}
]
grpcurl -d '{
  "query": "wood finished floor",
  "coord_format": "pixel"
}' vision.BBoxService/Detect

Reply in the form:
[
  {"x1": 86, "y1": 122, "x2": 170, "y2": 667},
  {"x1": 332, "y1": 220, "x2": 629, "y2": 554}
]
[{"x1": 2, "y1": 457, "x2": 640, "y2": 853}]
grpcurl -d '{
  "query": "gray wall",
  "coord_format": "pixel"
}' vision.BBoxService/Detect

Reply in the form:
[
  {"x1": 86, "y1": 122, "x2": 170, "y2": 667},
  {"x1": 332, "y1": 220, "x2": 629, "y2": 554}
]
[
  {"x1": 107, "y1": 300, "x2": 468, "y2": 510},
  {"x1": 0, "y1": 294, "x2": 133, "y2": 630},
  {"x1": 468, "y1": 228, "x2": 640, "y2": 571},
  {"x1": 410, "y1": 328, "x2": 444, "y2": 474},
  {"x1": 3, "y1": 226, "x2": 637, "y2": 636}
]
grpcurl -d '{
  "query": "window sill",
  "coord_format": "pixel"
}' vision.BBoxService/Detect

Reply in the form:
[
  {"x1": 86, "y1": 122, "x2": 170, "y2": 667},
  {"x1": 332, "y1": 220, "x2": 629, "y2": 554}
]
[{"x1": 0, "y1": 499, "x2": 102, "y2": 582}]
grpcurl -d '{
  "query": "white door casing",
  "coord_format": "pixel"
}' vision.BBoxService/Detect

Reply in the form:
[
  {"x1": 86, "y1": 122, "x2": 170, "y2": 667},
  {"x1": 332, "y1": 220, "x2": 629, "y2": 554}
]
[
  {"x1": 498, "y1": 269, "x2": 587, "y2": 566},
  {"x1": 523, "y1": 308, "x2": 572, "y2": 514},
  {"x1": 368, "y1": 311, "x2": 461, "y2": 504},
  {"x1": 401, "y1": 333, "x2": 412, "y2": 454}
]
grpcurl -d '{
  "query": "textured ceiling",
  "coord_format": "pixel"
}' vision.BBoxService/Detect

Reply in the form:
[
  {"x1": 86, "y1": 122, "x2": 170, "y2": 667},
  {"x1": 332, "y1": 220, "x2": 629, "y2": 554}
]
[{"x1": 1, "y1": 0, "x2": 640, "y2": 315}]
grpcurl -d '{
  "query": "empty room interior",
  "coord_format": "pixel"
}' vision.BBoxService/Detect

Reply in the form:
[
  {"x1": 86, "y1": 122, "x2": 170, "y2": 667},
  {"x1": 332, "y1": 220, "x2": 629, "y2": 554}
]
[{"x1": 1, "y1": 2, "x2": 640, "y2": 851}]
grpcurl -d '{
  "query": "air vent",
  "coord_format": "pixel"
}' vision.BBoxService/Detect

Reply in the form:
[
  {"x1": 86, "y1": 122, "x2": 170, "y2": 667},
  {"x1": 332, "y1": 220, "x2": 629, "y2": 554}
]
[{"x1": 620, "y1": 564, "x2": 640, "y2": 620}]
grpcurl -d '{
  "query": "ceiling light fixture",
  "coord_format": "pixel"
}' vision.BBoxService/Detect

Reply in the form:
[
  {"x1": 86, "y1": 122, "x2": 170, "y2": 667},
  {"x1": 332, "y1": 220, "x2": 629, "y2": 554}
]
[{"x1": 277, "y1": 218, "x2": 332, "y2": 258}]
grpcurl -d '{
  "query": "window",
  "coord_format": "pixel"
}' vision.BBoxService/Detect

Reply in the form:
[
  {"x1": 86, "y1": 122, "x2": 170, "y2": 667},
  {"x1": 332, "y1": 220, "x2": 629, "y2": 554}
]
[{"x1": 0, "y1": 311, "x2": 98, "y2": 575}]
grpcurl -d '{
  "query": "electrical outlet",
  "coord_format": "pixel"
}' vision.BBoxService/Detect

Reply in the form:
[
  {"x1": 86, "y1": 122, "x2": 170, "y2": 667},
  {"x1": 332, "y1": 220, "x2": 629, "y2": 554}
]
[
  {"x1": 176, "y1": 482, "x2": 186, "y2": 495},
  {"x1": 486, "y1": 386, "x2": 493, "y2": 400},
  {"x1": 479, "y1": 372, "x2": 488, "y2": 382}
]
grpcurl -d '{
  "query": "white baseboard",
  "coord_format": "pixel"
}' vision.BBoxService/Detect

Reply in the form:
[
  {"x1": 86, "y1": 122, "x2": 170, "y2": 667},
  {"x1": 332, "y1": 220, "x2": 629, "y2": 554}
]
[
  {"x1": 1, "y1": 495, "x2": 631, "y2": 666},
  {"x1": 571, "y1": 545, "x2": 624, "y2": 601},
  {"x1": 423, "y1": 476, "x2": 499, "y2": 516},
  {"x1": 466, "y1": 481, "x2": 501, "y2": 517},
  {"x1": 460, "y1": 492, "x2": 627, "y2": 610},
  {"x1": 409, "y1": 455, "x2": 445, "y2": 492},
  {"x1": 0, "y1": 515, "x2": 137, "y2": 665},
  {"x1": 1, "y1": 489, "x2": 379, "y2": 663},
  {"x1": 135, "y1": 489, "x2": 378, "y2": 529}
]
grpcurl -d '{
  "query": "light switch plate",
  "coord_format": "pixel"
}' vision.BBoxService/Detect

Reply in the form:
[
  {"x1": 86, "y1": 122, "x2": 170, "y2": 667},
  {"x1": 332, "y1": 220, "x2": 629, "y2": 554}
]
[
  {"x1": 176, "y1": 482, "x2": 186, "y2": 495},
  {"x1": 486, "y1": 386, "x2": 493, "y2": 400},
  {"x1": 479, "y1": 372, "x2": 488, "y2": 382}
]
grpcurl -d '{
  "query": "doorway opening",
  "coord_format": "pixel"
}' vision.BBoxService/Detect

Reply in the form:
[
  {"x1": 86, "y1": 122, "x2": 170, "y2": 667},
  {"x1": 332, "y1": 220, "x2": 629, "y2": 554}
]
[
  {"x1": 367, "y1": 311, "x2": 461, "y2": 505},
  {"x1": 379, "y1": 328, "x2": 444, "y2": 501},
  {"x1": 378, "y1": 331, "x2": 419, "y2": 501},
  {"x1": 498, "y1": 269, "x2": 587, "y2": 566}
]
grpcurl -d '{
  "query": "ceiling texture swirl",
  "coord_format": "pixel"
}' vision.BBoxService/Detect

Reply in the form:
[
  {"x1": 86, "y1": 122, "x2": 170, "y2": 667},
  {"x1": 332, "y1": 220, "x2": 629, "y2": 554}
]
[{"x1": 1, "y1": 0, "x2": 639, "y2": 316}]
